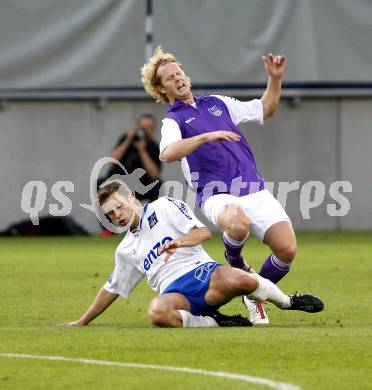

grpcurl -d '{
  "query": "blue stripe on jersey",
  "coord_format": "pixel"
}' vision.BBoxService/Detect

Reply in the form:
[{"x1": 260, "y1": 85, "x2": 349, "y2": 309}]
[
  {"x1": 139, "y1": 204, "x2": 148, "y2": 229},
  {"x1": 167, "y1": 198, "x2": 192, "y2": 220}
]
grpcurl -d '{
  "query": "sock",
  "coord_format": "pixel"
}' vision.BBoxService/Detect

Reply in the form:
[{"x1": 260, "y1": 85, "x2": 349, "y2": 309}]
[
  {"x1": 259, "y1": 254, "x2": 291, "y2": 284},
  {"x1": 178, "y1": 310, "x2": 219, "y2": 328},
  {"x1": 247, "y1": 274, "x2": 291, "y2": 309},
  {"x1": 223, "y1": 232, "x2": 249, "y2": 269}
]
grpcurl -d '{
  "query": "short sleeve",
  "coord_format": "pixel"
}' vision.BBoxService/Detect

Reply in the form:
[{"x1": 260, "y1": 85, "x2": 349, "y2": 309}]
[
  {"x1": 159, "y1": 118, "x2": 182, "y2": 160},
  {"x1": 103, "y1": 255, "x2": 145, "y2": 298},
  {"x1": 163, "y1": 197, "x2": 205, "y2": 235},
  {"x1": 213, "y1": 95, "x2": 264, "y2": 126}
]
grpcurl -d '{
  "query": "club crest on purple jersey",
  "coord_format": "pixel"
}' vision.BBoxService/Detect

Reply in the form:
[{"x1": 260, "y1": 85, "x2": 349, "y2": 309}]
[{"x1": 208, "y1": 105, "x2": 223, "y2": 116}]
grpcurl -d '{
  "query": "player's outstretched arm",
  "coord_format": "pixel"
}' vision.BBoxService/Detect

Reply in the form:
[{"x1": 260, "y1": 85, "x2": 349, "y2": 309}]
[
  {"x1": 158, "y1": 226, "x2": 212, "y2": 261},
  {"x1": 59, "y1": 287, "x2": 119, "y2": 327},
  {"x1": 261, "y1": 53, "x2": 285, "y2": 119},
  {"x1": 161, "y1": 131, "x2": 241, "y2": 162}
]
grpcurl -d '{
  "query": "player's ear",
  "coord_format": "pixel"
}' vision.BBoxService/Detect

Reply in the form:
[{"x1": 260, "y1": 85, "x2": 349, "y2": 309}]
[
  {"x1": 156, "y1": 84, "x2": 166, "y2": 95},
  {"x1": 127, "y1": 192, "x2": 136, "y2": 202}
]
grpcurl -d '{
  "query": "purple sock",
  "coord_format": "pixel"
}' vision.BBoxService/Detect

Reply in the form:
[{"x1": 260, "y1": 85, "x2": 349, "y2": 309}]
[
  {"x1": 223, "y1": 233, "x2": 247, "y2": 269},
  {"x1": 259, "y1": 254, "x2": 290, "y2": 284}
]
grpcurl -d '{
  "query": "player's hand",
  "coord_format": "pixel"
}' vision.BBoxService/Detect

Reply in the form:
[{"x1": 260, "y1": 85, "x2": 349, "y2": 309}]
[
  {"x1": 262, "y1": 53, "x2": 286, "y2": 80},
  {"x1": 205, "y1": 131, "x2": 241, "y2": 143},
  {"x1": 57, "y1": 320, "x2": 85, "y2": 327},
  {"x1": 158, "y1": 239, "x2": 181, "y2": 261}
]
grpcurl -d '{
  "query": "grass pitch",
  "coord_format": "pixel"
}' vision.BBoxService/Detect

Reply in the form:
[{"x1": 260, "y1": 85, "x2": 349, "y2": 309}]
[{"x1": 1, "y1": 232, "x2": 371, "y2": 389}]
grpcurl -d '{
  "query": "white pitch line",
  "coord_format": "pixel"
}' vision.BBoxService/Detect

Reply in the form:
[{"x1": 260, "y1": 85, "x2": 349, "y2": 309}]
[{"x1": 0, "y1": 352, "x2": 301, "y2": 390}]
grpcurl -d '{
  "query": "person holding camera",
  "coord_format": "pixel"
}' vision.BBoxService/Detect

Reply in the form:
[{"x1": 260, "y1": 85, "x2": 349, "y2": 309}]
[{"x1": 105, "y1": 113, "x2": 162, "y2": 202}]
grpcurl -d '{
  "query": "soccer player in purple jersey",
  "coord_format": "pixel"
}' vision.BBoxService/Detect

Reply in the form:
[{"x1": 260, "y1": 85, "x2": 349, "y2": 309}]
[{"x1": 141, "y1": 47, "x2": 295, "y2": 324}]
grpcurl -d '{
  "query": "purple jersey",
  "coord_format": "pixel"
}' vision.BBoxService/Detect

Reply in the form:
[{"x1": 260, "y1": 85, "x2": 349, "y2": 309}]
[{"x1": 163, "y1": 95, "x2": 266, "y2": 207}]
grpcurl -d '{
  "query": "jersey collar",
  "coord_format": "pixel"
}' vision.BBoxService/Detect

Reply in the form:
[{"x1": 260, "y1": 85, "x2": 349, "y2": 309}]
[
  {"x1": 166, "y1": 96, "x2": 201, "y2": 112},
  {"x1": 129, "y1": 204, "x2": 148, "y2": 235},
  {"x1": 139, "y1": 203, "x2": 148, "y2": 230}
]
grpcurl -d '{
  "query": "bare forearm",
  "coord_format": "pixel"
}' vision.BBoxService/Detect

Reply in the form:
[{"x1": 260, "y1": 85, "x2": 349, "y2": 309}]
[
  {"x1": 138, "y1": 149, "x2": 161, "y2": 178},
  {"x1": 161, "y1": 134, "x2": 209, "y2": 162},
  {"x1": 159, "y1": 227, "x2": 213, "y2": 260},
  {"x1": 177, "y1": 227, "x2": 212, "y2": 247},
  {"x1": 77, "y1": 288, "x2": 118, "y2": 326},
  {"x1": 110, "y1": 139, "x2": 131, "y2": 161},
  {"x1": 261, "y1": 76, "x2": 282, "y2": 119}
]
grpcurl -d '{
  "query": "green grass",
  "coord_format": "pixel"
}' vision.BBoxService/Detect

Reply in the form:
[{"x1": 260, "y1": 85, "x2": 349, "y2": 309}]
[{"x1": 1, "y1": 232, "x2": 372, "y2": 389}]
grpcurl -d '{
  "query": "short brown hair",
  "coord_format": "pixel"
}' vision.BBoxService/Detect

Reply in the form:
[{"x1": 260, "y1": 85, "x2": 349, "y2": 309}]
[
  {"x1": 140, "y1": 46, "x2": 191, "y2": 104},
  {"x1": 97, "y1": 180, "x2": 131, "y2": 206}
]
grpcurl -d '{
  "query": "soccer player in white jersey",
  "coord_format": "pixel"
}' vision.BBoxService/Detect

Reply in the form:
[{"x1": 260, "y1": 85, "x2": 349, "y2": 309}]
[
  {"x1": 141, "y1": 47, "x2": 295, "y2": 324},
  {"x1": 61, "y1": 180, "x2": 323, "y2": 328}
]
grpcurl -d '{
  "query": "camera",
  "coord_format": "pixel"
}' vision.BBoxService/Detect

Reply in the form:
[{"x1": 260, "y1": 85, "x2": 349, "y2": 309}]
[{"x1": 132, "y1": 128, "x2": 146, "y2": 142}]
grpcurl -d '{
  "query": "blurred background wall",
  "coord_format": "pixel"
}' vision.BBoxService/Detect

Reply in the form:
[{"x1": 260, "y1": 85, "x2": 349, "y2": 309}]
[{"x1": 0, "y1": 0, "x2": 371, "y2": 233}]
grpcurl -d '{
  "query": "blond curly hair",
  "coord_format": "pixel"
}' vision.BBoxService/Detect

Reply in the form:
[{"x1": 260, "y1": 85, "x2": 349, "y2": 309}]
[{"x1": 141, "y1": 46, "x2": 191, "y2": 104}]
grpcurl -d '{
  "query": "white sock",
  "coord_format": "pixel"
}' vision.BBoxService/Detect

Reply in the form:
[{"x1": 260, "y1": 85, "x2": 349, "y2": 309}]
[
  {"x1": 223, "y1": 231, "x2": 249, "y2": 247},
  {"x1": 247, "y1": 274, "x2": 291, "y2": 309},
  {"x1": 272, "y1": 254, "x2": 292, "y2": 269},
  {"x1": 178, "y1": 310, "x2": 219, "y2": 327}
]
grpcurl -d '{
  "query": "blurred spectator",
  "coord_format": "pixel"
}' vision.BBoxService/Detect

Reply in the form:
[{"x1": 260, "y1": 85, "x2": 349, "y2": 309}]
[{"x1": 102, "y1": 113, "x2": 162, "y2": 202}]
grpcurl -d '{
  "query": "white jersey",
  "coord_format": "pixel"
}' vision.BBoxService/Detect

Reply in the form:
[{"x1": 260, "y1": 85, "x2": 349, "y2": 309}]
[{"x1": 103, "y1": 197, "x2": 214, "y2": 298}]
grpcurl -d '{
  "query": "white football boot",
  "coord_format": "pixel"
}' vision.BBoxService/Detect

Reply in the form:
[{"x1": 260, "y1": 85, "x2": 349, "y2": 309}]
[{"x1": 242, "y1": 296, "x2": 269, "y2": 324}]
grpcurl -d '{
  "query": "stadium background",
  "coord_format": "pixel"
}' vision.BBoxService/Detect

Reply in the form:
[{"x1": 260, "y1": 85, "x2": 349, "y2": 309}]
[{"x1": 0, "y1": 0, "x2": 371, "y2": 233}]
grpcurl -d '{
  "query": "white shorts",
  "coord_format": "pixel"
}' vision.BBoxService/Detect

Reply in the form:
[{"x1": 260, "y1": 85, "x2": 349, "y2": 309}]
[{"x1": 202, "y1": 189, "x2": 291, "y2": 242}]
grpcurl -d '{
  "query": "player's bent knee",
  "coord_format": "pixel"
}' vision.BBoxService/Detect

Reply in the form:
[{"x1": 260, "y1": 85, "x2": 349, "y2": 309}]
[
  {"x1": 234, "y1": 218, "x2": 250, "y2": 237},
  {"x1": 276, "y1": 242, "x2": 297, "y2": 263},
  {"x1": 147, "y1": 305, "x2": 170, "y2": 327},
  {"x1": 219, "y1": 207, "x2": 250, "y2": 238},
  {"x1": 230, "y1": 269, "x2": 258, "y2": 294},
  {"x1": 147, "y1": 299, "x2": 171, "y2": 327},
  {"x1": 227, "y1": 215, "x2": 250, "y2": 240}
]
